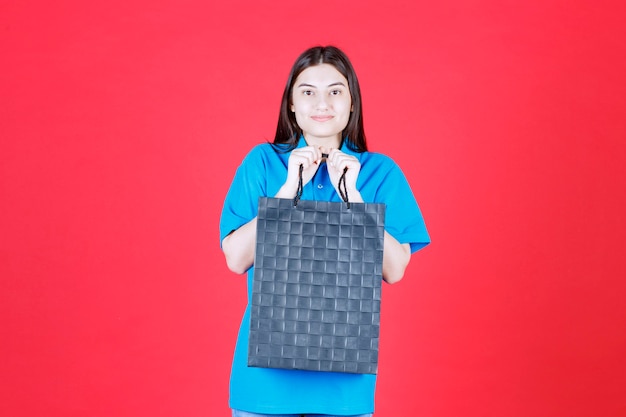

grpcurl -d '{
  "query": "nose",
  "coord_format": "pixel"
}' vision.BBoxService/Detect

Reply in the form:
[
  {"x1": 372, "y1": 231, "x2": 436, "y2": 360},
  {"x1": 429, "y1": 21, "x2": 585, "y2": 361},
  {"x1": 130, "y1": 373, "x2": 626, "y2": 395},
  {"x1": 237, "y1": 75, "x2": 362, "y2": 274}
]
[{"x1": 316, "y1": 95, "x2": 329, "y2": 110}]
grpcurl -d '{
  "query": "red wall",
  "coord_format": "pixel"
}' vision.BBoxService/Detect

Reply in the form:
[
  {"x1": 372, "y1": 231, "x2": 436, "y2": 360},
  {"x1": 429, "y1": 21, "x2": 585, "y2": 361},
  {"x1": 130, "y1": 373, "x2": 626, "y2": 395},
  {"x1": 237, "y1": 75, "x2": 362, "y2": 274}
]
[{"x1": 2, "y1": 1, "x2": 625, "y2": 416}]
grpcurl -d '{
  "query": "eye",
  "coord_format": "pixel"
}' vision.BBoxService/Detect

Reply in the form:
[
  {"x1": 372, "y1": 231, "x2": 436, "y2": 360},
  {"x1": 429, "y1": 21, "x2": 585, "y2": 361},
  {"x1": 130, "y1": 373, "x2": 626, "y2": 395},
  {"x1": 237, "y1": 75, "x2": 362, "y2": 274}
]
[
  {"x1": 330, "y1": 89, "x2": 342, "y2": 96},
  {"x1": 303, "y1": 90, "x2": 314, "y2": 96}
]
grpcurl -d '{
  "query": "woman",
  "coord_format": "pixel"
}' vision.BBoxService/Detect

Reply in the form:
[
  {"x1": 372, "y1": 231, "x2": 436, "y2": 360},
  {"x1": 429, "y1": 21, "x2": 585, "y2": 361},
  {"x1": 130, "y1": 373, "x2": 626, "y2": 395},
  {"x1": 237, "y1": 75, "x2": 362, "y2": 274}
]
[{"x1": 220, "y1": 46, "x2": 430, "y2": 417}]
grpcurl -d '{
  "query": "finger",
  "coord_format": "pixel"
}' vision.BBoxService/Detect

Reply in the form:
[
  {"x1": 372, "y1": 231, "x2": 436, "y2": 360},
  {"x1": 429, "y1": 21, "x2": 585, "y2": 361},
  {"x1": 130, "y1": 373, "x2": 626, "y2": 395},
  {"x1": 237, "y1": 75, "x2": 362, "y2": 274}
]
[
  {"x1": 326, "y1": 148, "x2": 341, "y2": 166},
  {"x1": 311, "y1": 146, "x2": 326, "y2": 164},
  {"x1": 301, "y1": 147, "x2": 323, "y2": 165},
  {"x1": 329, "y1": 152, "x2": 355, "y2": 171},
  {"x1": 319, "y1": 146, "x2": 331, "y2": 159},
  {"x1": 292, "y1": 149, "x2": 317, "y2": 168}
]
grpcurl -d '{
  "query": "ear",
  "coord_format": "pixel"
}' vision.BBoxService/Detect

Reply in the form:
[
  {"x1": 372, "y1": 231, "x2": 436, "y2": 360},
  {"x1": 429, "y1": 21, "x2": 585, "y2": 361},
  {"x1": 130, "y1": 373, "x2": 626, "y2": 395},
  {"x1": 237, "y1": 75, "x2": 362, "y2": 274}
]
[{"x1": 290, "y1": 103, "x2": 295, "y2": 112}]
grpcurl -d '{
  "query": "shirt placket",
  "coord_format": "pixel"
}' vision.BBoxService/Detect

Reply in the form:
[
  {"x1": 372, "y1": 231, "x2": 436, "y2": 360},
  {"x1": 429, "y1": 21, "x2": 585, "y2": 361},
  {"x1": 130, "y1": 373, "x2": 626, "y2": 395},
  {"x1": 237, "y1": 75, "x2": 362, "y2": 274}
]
[{"x1": 309, "y1": 164, "x2": 335, "y2": 201}]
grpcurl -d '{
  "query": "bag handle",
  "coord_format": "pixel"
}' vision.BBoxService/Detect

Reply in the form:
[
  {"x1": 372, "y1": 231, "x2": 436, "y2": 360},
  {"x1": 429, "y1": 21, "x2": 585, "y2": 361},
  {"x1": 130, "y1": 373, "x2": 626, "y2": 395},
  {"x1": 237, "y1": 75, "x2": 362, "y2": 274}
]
[
  {"x1": 294, "y1": 163, "x2": 350, "y2": 209},
  {"x1": 337, "y1": 167, "x2": 349, "y2": 207}
]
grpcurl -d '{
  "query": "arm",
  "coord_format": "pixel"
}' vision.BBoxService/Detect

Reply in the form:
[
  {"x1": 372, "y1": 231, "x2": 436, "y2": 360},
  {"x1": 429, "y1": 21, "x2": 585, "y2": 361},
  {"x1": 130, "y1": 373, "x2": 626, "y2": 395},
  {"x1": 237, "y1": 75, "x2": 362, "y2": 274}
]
[
  {"x1": 340, "y1": 188, "x2": 411, "y2": 284},
  {"x1": 382, "y1": 232, "x2": 411, "y2": 284},
  {"x1": 220, "y1": 178, "x2": 306, "y2": 275},
  {"x1": 221, "y1": 217, "x2": 257, "y2": 275},
  {"x1": 326, "y1": 149, "x2": 412, "y2": 284},
  {"x1": 221, "y1": 146, "x2": 324, "y2": 275}
]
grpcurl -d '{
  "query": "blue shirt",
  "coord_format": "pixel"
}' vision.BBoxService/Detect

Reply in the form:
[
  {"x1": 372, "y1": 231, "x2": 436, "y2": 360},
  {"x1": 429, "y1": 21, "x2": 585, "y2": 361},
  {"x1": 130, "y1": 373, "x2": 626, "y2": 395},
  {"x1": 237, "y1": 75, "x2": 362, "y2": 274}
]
[{"x1": 220, "y1": 137, "x2": 430, "y2": 414}]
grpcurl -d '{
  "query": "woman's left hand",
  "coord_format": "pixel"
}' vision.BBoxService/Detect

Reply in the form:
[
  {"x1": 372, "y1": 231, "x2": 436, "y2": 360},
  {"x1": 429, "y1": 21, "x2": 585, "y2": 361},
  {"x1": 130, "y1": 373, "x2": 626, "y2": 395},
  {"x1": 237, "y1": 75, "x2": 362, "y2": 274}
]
[{"x1": 323, "y1": 147, "x2": 363, "y2": 203}]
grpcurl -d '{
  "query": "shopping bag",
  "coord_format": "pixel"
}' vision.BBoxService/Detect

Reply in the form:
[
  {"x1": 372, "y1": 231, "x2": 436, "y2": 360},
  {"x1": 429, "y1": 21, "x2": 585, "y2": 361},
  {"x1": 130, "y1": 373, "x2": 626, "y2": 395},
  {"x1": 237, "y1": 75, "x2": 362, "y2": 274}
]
[{"x1": 248, "y1": 167, "x2": 385, "y2": 374}]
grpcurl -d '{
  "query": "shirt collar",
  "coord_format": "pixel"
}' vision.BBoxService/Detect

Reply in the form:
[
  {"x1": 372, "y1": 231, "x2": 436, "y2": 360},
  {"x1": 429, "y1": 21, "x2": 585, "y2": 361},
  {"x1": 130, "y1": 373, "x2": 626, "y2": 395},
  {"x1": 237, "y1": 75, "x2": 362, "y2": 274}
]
[{"x1": 296, "y1": 135, "x2": 360, "y2": 157}]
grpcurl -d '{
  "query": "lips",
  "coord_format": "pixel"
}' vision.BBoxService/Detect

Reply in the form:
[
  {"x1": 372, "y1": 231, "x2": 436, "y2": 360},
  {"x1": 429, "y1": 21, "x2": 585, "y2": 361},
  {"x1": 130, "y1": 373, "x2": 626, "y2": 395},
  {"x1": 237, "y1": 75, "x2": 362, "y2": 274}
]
[{"x1": 311, "y1": 115, "x2": 334, "y2": 122}]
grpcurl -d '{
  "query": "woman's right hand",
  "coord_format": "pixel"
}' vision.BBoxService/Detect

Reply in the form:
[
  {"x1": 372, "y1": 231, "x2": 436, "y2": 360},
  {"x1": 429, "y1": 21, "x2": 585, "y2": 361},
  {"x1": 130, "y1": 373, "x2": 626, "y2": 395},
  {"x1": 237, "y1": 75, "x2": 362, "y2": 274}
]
[{"x1": 275, "y1": 146, "x2": 324, "y2": 198}]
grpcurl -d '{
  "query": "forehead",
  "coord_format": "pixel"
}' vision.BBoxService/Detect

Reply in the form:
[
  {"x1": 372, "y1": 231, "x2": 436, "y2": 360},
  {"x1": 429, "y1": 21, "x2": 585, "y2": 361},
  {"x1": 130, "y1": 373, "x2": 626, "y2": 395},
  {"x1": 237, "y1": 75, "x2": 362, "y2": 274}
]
[{"x1": 294, "y1": 63, "x2": 348, "y2": 86}]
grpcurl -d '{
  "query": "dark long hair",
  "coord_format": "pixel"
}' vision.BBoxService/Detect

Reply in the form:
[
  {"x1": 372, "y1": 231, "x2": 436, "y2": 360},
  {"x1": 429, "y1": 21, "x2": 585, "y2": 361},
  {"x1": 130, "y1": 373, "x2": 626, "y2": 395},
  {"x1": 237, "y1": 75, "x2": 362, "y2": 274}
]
[{"x1": 273, "y1": 46, "x2": 367, "y2": 152}]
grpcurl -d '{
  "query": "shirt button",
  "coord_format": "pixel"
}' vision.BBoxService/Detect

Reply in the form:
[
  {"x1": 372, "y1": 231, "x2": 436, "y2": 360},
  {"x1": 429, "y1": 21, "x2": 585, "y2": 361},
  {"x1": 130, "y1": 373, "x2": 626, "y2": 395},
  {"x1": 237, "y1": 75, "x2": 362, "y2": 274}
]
[{"x1": 317, "y1": 184, "x2": 324, "y2": 189}]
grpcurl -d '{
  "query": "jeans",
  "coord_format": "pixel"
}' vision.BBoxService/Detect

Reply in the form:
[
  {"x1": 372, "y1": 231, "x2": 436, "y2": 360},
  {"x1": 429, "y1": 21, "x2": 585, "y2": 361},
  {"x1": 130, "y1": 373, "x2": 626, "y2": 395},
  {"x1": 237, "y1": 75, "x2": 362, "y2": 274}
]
[{"x1": 232, "y1": 410, "x2": 373, "y2": 417}]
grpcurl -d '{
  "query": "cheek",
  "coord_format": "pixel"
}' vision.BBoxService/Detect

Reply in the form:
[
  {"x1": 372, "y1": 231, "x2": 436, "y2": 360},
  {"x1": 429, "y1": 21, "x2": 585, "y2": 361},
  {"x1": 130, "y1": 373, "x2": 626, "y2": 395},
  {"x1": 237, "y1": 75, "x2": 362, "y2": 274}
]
[
  {"x1": 291, "y1": 99, "x2": 306, "y2": 114},
  {"x1": 340, "y1": 100, "x2": 353, "y2": 116},
  {"x1": 293, "y1": 111, "x2": 308, "y2": 129}
]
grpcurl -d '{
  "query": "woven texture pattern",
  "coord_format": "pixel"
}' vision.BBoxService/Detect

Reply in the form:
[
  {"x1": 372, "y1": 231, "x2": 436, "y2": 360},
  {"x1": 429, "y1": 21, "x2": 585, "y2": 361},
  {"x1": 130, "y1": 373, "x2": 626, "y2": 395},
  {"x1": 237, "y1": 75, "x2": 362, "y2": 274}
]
[{"x1": 249, "y1": 197, "x2": 385, "y2": 374}]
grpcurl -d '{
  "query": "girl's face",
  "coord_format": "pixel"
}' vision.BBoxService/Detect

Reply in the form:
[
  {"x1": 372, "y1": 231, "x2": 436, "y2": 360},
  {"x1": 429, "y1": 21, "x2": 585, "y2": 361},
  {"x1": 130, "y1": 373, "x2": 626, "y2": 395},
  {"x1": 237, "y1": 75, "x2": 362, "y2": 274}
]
[{"x1": 291, "y1": 63, "x2": 352, "y2": 147}]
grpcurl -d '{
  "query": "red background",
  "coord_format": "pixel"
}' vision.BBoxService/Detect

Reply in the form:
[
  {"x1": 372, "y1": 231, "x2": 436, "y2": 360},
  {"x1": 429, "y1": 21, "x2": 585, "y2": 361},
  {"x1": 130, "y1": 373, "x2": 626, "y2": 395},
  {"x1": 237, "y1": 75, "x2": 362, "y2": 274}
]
[{"x1": 2, "y1": 1, "x2": 625, "y2": 416}]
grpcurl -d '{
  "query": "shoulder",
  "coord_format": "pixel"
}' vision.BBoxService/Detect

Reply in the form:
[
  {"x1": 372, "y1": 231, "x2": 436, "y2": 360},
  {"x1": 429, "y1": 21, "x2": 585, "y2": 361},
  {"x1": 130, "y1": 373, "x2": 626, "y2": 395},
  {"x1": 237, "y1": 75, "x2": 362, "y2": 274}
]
[
  {"x1": 359, "y1": 151, "x2": 402, "y2": 174},
  {"x1": 237, "y1": 142, "x2": 285, "y2": 168},
  {"x1": 356, "y1": 151, "x2": 415, "y2": 202},
  {"x1": 360, "y1": 151, "x2": 396, "y2": 165},
  {"x1": 242, "y1": 142, "x2": 275, "y2": 161}
]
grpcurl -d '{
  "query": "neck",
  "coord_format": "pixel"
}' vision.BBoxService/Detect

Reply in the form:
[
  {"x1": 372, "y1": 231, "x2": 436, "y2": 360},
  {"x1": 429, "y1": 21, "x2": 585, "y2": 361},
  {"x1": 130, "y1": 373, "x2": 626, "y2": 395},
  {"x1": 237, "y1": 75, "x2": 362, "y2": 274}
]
[{"x1": 303, "y1": 134, "x2": 342, "y2": 149}]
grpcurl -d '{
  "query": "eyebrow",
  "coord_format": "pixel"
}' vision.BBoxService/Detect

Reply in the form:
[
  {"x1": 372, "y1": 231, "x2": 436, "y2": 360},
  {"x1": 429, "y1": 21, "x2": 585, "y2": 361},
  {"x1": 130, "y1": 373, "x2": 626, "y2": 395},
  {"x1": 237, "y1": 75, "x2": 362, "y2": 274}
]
[{"x1": 296, "y1": 82, "x2": 347, "y2": 88}]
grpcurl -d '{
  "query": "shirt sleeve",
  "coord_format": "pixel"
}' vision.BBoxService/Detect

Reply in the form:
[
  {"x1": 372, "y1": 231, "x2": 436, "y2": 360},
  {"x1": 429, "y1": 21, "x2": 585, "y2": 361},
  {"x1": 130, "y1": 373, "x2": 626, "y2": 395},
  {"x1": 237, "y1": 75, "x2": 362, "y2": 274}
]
[
  {"x1": 373, "y1": 157, "x2": 430, "y2": 253},
  {"x1": 219, "y1": 146, "x2": 267, "y2": 245}
]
